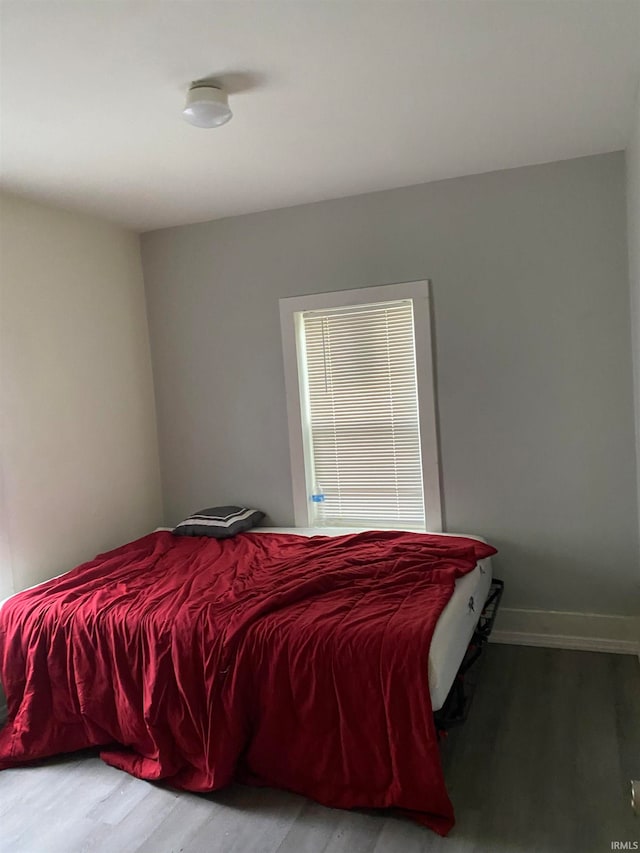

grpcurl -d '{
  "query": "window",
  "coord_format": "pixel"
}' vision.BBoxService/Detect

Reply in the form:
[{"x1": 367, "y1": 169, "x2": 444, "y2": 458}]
[{"x1": 280, "y1": 281, "x2": 442, "y2": 531}]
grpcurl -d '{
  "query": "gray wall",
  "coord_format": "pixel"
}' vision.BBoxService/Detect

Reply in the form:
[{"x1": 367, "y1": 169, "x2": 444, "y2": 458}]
[
  {"x1": 627, "y1": 87, "x2": 640, "y2": 565},
  {"x1": 141, "y1": 153, "x2": 639, "y2": 617}
]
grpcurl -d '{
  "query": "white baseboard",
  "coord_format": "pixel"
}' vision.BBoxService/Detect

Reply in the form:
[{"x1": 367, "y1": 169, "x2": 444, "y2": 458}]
[{"x1": 491, "y1": 608, "x2": 640, "y2": 657}]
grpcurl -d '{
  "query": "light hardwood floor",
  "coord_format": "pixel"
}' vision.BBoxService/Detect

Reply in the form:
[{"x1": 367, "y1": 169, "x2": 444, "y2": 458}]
[{"x1": 0, "y1": 645, "x2": 638, "y2": 853}]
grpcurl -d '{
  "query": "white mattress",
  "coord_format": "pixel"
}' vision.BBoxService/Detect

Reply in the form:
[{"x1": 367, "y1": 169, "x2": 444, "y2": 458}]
[
  {"x1": 248, "y1": 528, "x2": 493, "y2": 711},
  {"x1": 1, "y1": 527, "x2": 493, "y2": 712}
]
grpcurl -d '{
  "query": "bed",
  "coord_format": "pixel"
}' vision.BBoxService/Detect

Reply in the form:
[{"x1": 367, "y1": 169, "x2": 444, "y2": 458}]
[
  {"x1": 0, "y1": 527, "x2": 497, "y2": 835},
  {"x1": 246, "y1": 528, "x2": 495, "y2": 713}
]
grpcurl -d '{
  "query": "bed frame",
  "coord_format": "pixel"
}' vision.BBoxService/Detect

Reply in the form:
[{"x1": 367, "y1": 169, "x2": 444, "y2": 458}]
[{"x1": 434, "y1": 578, "x2": 504, "y2": 735}]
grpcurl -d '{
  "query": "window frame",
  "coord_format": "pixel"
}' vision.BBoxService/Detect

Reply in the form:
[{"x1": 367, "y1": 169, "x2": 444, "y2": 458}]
[{"x1": 279, "y1": 280, "x2": 442, "y2": 532}]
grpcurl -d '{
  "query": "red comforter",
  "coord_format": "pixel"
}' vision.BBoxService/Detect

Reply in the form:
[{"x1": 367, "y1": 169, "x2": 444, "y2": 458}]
[{"x1": 0, "y1": 530, "x2": 496, "y2": 834}]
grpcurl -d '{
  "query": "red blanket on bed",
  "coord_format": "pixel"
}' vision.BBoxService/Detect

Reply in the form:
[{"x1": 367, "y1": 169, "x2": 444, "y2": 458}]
[{"x1": 0, "y1": 530, "x2": 496, "y2": 834}]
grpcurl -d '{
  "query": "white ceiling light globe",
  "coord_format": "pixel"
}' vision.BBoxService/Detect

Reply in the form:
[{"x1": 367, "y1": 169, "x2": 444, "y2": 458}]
[{"x1": 182, "y1": 85, "x2": 232, "y2": 129}]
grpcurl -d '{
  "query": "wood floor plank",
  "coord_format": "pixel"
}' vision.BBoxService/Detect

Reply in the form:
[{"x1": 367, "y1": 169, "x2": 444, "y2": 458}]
[
  {"x1": 83, "y1": 782, "x2": 183, "y2": 853},
  {"x1": 321, "y1": 810, "x2": 382, "y2": 853},
  {"x1": 3, "y1": 814, "x2": 98, "y2": 853},
  {"x1": 133, "y1": 787, "x2": 222, "y2": 853},
  {"x1": 0, "y1": 751, "x2": 101, "y2": 818},
  {"x1": 612, "y1": 653, "x2": 640, "y2": 785},
  {"x1": 275, "y1": 799, "x2": 348, "y2": 853},
  {"x1": 157, "y1": 784, "x2": 306, "y2": 853},
  {"x1": 0, "y1": 756, "x2": 118, "y2": 820},
  {"x1": 86, "y1": 772, "x2": 158, "y2": 826},
  {"x1": 371, "y1": 816, "x2": 436, "y2": 853},
  {"x1": 1, "y1": 756, "x2": 122, "y2": 852}
]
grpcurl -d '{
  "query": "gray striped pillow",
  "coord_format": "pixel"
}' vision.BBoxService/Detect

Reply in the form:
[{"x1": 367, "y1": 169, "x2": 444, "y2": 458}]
[{"x1": 173, "y1": 506, "x2": 265, "y2": 539}]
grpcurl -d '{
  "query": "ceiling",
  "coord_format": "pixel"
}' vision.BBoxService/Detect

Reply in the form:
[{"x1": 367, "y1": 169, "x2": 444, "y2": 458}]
[{"x1": 1, "y1": 0, "x2": 639, "y2": 233}]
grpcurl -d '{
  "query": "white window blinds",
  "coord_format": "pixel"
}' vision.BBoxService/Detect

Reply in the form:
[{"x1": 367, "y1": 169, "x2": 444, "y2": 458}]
[{"x1": 299, "y1": 299, "x2": 426, "y2": 528}]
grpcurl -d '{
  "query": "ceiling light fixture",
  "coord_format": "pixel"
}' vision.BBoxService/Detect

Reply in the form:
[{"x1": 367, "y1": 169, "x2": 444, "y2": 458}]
[{"x1": 182, "y1": 83, "x2": 232, "y2": 129}]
